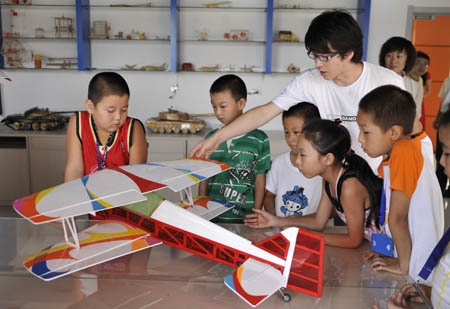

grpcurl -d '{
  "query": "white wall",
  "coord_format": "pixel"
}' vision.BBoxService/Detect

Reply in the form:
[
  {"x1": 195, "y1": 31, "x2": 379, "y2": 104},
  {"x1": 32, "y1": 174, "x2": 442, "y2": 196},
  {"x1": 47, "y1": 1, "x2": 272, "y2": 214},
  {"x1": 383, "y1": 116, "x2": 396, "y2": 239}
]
[
  {"x1": 2, "y1": 0, "x2": 448, "y2": 131},
  {"x1": 0, "y1": 70, "x2": 298, "y2": 130},
  {"x1": 366, "y1": 0, "x2": 450, "y2": 64}
]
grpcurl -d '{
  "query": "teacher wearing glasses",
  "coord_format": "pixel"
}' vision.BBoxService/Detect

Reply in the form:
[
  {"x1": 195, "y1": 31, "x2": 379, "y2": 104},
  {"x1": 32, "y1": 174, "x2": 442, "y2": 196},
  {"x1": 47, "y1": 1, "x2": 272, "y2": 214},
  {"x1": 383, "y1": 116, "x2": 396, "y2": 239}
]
[{"x1": 190, "y1": 10, "x2": 410, "y2": 171}]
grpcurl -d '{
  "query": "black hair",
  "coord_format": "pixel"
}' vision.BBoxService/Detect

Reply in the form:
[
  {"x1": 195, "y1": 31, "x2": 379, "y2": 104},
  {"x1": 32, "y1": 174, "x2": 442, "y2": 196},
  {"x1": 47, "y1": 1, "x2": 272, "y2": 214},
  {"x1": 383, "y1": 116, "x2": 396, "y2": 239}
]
[
  {"x1": 379, "y1": 37, "x2": 417, "y2": 74},
  {"x1": 359, "y1": 85, "x2": 416, "y2": 135},
  {"x1": 440, "y1": 109, "x2": 450, "y2": 129},
  {"x1": 282, "y1": 102, "x2": 321, "y2": 126},
  {"x1": 210, "y1": 74, "x2": 247, "y2": 101},
  {"x1": 88, "y1": 72, "x2": 130, "y2": 105},
  {"x1": 416, "y1": 51, "x2": 430, "y2": 83},
  {"x1": 305, "y1": 10, "x2": 363, "y2": 63},
  {"x1": 301, "y1": 119, "x2": 382, "y2": 228}
]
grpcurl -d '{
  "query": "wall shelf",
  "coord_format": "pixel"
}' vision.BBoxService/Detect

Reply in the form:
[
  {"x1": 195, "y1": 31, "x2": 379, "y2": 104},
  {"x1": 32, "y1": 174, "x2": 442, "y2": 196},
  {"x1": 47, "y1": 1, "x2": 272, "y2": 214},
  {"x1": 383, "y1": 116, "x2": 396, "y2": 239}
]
[{"x1": 0, "y1": 0, "x2": 371, "y2": 73}]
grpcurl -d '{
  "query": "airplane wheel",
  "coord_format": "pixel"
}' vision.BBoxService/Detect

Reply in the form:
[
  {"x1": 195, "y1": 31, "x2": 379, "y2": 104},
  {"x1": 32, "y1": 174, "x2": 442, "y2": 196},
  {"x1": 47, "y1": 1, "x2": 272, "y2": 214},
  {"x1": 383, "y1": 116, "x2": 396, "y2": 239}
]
[{"x1": 283, "y1": 293, "x2": 291, "y2": 302}]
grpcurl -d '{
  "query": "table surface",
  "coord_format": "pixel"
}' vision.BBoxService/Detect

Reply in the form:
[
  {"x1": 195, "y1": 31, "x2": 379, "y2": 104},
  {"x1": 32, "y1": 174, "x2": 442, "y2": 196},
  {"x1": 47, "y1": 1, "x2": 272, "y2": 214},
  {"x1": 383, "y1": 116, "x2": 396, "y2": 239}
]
[{"x1": 0, "y1": 217, "x2": 419, "y2": 309}]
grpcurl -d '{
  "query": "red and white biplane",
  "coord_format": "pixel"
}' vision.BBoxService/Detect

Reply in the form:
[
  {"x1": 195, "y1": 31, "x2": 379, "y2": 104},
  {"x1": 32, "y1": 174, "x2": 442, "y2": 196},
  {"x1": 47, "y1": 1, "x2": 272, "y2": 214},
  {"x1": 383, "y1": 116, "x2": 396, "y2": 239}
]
[{"x1": 13, "y1": 158, "x2": 324, "y2": 307}]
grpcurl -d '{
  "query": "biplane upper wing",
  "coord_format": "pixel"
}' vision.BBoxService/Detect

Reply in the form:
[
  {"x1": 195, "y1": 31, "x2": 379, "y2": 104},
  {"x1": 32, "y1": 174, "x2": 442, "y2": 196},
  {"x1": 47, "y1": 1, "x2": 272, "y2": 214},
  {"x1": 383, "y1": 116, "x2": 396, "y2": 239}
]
[
  {"x1": 13, "y1": 158, "x2": 229, "y2": 224},
  {"x1": 24, "y1": 220, "x2": 162, "y2": 281}
]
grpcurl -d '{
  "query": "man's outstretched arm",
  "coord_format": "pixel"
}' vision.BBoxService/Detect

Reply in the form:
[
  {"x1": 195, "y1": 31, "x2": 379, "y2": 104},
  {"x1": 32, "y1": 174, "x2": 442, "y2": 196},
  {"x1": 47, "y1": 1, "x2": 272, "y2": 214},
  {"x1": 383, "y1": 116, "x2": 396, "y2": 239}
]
[{"x1": 190, "y1": 102, "x2": 283, "y2": 158}]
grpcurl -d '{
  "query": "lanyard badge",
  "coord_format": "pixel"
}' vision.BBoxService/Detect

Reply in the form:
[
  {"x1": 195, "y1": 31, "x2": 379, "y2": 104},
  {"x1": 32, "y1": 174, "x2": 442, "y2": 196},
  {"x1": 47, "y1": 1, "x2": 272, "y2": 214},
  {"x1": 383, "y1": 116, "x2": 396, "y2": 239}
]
[{"x1": 371, "y1": 181, "x2": 394, "y2": 257}]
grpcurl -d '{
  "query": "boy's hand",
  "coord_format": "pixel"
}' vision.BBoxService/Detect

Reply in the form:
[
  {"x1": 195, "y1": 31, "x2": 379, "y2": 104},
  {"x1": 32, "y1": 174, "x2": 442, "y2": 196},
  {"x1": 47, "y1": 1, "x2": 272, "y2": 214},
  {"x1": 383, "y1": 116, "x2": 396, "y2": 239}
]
[
  {"x1": 373, "y1": 283, "x2": 429, "y2": 309},
  {"x1": 369, "y1": 256, "x2": 408, "y2": 275},
  {"x1": 244, "y1": 208, "x2": 279, "y2": 228},
  {"x1": 363, "y1": 248, "x2": 381, "y2": 261},
  {"x1": 190, "y1": 135, "x2": 221, "y2": 158}
]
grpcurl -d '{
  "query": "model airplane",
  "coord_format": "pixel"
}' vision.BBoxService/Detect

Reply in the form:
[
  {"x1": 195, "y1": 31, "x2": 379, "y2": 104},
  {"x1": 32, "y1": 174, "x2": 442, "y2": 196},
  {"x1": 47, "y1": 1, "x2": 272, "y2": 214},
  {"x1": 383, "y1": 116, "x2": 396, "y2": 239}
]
[{"x1": 13, "y1": 158, "x2": 324, "y2": 307}]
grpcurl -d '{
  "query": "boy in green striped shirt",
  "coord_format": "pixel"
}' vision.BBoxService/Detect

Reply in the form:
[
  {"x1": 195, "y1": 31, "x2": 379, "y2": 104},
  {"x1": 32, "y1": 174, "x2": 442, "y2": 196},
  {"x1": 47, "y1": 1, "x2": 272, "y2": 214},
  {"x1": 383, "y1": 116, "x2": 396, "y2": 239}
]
[{"x1": 199, "y1": 74, "x2": 271, "y2": 223}]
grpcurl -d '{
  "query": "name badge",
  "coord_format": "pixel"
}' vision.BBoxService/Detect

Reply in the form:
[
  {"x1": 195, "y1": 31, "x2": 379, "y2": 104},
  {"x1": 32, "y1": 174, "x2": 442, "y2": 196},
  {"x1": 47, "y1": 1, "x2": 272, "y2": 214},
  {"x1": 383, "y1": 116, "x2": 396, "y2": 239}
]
[{"x1": 371, "y1": 233, "x2": 393, "y2": 257}]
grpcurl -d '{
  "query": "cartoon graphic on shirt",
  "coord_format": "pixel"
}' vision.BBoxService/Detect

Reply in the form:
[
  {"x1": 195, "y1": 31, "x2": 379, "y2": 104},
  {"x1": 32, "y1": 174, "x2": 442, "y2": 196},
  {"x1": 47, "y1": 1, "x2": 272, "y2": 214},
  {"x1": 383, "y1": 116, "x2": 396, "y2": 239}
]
[{"x1": 281, "y1": 186, "x2": 308, "y2": 216}]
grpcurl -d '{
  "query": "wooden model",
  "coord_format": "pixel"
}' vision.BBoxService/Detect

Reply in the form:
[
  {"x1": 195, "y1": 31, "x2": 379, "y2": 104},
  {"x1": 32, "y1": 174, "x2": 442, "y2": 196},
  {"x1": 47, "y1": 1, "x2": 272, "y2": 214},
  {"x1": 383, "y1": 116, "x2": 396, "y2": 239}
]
[
  {"x1": 1, "y1": 39, "x2": 24, "y2": 68},
  {"x1": 182, "y1": 62, "x2": 194, "y2": 71},
  {"x1": 35, "y1": 27, "x2": 45, "y2": 38},
  {"x1": 92, "y1": 20, "x2": 109, "y2": 39},
  {"x1": 114, "y1": 31, "x2": 124, "y2": 39},
  {"x1": 140, "y1": 63, "x2": 167, "y2": 71},
  {"x1": 54, "y1": 16, "x2": 73, "y2": 38},
  {"x1": 145, "y1": 109, "x2": 213, "y2": 134},
  {"x1": 278, "y1": 30, "x2": 292, "y2": 41},
  {"x1": 287, "y1": 63, "x2": 300, "y2": 73},
  {"x1": 224, "y1": 30, "x2": 249, "y2": 41},
  {"x1": 199, "y1": 64, "x2": 219, "y2": 72},
  {"x1": 46, "y1": 57, "x2": 78, "y2": 69}
]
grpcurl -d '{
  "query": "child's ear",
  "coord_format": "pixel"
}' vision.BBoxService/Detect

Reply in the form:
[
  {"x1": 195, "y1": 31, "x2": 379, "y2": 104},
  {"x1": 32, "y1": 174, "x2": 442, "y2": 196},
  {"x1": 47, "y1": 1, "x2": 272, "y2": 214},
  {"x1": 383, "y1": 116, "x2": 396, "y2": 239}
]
[
  {"x1": 322, "y1": 153, "x2": 335, "y2": 166},
  {"x1": 85, "y1": 99, "x2": 95, "y2": 114},
  {"x1": 238, "y1": 98, "x2": 246, "y2": 111},
  {"x1": 390, "y1": 125, "x2": 403, "y2": 141}
]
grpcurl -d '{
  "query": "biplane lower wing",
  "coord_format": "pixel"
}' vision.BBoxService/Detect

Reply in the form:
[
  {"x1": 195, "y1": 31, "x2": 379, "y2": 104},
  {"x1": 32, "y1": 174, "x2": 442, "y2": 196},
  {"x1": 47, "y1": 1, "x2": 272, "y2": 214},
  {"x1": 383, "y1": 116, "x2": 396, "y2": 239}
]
[
  {"x1": 23, "y1": 195, "x2": 233, "y2": 281},
  {"x1": 24, "y1": 220, "x2": 162, "y2": 281},
  {"x1": 13, "y1": 159, "x2": 229, "y2": 224}
]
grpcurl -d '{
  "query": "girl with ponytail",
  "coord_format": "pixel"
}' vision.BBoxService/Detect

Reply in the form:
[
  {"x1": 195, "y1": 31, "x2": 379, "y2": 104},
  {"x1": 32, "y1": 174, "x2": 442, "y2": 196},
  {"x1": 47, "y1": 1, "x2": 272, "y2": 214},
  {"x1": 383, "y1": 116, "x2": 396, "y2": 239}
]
[{"x1": 245, "y1": 119, "x2": 382, "y2": 248}]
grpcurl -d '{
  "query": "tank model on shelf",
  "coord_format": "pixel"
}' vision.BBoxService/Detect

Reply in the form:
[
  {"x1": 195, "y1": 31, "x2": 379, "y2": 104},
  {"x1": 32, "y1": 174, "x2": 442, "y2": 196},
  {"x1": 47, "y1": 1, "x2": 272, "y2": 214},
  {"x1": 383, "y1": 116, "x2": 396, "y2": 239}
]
[
  {"x1": 1, "y1": 107, "x2": 70, "y2": 131},
  {"x1": 145, "y1": 109, "x2": 214, "y2": 134}
]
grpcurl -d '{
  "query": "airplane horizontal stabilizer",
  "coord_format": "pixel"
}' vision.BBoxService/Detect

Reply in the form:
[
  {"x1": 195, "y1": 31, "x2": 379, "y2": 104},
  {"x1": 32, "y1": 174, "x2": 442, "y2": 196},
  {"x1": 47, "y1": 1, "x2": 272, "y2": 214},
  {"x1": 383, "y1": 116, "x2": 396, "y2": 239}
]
[
  {"x1": 224, "y1": 258, "x2": 283, "y2": 307},
  {"x1": 23, "y1": 220, "x2": 162, "y2": 281}
]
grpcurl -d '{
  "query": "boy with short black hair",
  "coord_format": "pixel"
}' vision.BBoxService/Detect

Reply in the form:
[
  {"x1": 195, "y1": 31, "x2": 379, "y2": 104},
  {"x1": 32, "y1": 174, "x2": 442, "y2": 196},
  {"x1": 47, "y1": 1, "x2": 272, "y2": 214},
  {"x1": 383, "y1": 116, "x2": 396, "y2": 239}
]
[
  {"x1": 64, "y1": 72, "x2": 148, "y2": 182},
  {"x1": 357, "y1": 85, "x2": 444, "y2": 282},
  {"x1": 198, "y1": 74, "x2": 271, "y2": 223},
  {"x1": 264, "y1": 102, "x2": 322, "y2": 217}
]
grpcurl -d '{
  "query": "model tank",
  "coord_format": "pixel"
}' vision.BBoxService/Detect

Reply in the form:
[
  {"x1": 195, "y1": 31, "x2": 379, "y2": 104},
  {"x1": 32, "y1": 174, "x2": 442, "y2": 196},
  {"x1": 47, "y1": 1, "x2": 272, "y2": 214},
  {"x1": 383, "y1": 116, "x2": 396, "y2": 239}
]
[
  {"x1": 1, "y1": 107, "x2": 69, "y2": 131},
  {"x1": 145, "y1": 109, "x2": 213, "y2": 134}
]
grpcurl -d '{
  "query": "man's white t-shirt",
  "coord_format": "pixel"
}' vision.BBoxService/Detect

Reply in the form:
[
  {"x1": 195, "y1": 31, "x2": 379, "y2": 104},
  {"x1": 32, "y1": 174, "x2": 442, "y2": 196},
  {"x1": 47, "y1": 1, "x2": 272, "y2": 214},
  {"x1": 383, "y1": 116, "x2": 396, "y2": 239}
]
[
  {"x1": 272, "y1": 61, "x2": 405, "y2": 171},
  {"x1": 266, "y1": 151, "x2": 322, "y2": 217}
]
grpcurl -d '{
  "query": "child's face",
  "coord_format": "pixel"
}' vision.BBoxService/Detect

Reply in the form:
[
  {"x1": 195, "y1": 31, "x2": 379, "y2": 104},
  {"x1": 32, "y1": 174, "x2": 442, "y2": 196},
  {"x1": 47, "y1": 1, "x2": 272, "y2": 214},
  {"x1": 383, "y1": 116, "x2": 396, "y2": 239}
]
[
  {"x1": 283, "y1": 116, "x2": 305, "y2": 154},
  {"x1": 357, "y1": 110, "x2": 394, "y2": 158},
  {"x1": 384, "y1": 49, "x2": 407, "y2": 75},
  {"x1": 210, "y1": 89, "x2": 245, "y2": 125},
  {"x1": 87, "y1": 94, "x2": 129, "y2": 133},
  {"x1": 295, "y1": 134, "x2": 324, "y2": 178},
  {"x1": 413, "y1": 57, "x2": 429, "y2": 76},
  {"x1": 439, "y1": 125, "x2": 450, "y2": 178}
]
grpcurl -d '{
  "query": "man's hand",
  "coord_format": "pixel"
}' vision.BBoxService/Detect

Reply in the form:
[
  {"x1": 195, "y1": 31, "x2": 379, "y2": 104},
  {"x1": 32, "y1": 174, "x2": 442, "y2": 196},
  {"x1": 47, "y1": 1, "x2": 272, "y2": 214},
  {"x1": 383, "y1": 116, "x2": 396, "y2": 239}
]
[
  {"x1": 244, "y1": 208, "x2": 279, "y2": 228},
  {"x1": 369, "y1": 256, "x2": 408, "y2": 275}
]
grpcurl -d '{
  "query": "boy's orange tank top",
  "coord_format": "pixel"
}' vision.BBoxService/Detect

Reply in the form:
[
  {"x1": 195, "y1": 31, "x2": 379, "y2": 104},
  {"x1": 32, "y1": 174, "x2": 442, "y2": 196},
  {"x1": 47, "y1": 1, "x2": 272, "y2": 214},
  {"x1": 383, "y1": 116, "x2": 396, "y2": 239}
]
[{"x1": 76, "y1": 111, "x2": 133, "y2": 175}]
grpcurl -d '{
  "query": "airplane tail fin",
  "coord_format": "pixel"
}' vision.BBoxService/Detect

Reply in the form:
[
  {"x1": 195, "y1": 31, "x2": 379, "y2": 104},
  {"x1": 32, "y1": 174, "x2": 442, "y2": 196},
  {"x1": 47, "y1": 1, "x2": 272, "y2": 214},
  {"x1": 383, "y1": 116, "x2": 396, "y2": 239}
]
[{"x1": 285, "y1": 229, "x2": 324, "y2": 297}]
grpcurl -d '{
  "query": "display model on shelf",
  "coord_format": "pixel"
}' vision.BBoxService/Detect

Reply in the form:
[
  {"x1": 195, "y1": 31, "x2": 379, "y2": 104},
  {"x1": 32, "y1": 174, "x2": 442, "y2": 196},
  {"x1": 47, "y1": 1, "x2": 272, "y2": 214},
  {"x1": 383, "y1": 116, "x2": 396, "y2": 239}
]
[{"x1": 13, "y1": 158, "x2": 324, "y2": 307}]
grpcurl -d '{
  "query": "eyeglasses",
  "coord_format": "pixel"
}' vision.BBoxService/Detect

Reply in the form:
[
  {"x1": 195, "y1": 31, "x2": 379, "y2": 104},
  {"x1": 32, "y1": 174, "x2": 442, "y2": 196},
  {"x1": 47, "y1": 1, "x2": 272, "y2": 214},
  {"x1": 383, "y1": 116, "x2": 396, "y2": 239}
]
[{"x1": 307, "y1": 51, "x2": 340, "y2": 62}]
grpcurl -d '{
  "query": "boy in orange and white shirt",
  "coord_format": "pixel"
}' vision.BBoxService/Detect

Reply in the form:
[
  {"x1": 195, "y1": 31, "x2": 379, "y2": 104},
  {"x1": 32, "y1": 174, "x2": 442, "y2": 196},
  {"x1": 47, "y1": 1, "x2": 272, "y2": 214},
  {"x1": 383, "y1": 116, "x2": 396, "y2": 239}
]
[{"x1": 357, "y1": 85, "x2": 444, "y2": 282}]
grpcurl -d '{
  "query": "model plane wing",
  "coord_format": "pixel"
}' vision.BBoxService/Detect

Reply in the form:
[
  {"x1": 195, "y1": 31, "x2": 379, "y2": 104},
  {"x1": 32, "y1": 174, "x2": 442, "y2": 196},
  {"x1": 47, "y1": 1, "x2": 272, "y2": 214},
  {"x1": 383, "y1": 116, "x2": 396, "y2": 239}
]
[
  {"x1": 13, "y1": 158, "x2": 229, "y2": 224},
  {"x1": 224, "y1": 258, "x2": 284, "y2": 307},
  {"x1": 24, "y1": 220, "x2": 162, "y2": 281},
  {"x1": 179, "y1": 196, "x2": 234, "y2": 221}
]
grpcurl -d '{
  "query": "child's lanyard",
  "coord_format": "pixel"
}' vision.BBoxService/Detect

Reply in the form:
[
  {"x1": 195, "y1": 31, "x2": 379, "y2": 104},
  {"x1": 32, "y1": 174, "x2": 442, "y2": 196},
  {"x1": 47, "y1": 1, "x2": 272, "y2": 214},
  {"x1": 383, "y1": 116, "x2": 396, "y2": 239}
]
[
  {"x1": 93, "y1": 122, "x2": 113, "y2": 171},
  {"x1": 379, "y1": 180, "x2": 387, "y2": 230},
  {"x1": 96, "y1": 139, "x2": 109, "y2": 171}
]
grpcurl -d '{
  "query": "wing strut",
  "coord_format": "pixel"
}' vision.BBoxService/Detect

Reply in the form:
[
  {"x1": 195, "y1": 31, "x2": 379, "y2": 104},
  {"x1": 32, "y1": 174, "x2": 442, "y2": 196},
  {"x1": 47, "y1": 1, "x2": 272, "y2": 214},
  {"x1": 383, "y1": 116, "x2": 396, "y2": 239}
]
[
  {"x1": 180, "y1": 186, "x2": 194, "y2": 207},
  {"x1": 61, "y1": 217, "x2": 80, "y2": 249}
]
